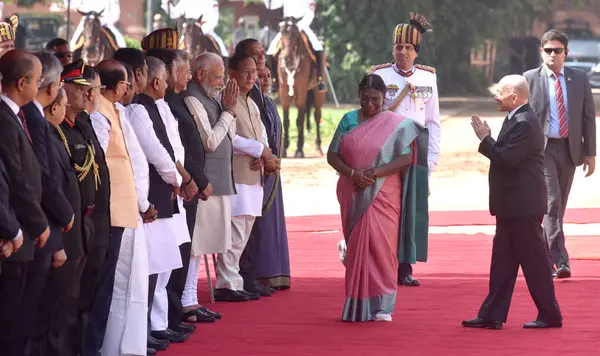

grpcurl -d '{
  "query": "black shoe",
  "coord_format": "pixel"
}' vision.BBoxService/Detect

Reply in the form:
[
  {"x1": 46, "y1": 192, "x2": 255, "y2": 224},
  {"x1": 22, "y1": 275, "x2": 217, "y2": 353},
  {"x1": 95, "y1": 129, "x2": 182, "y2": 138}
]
[
  {"x1": 556, "y1": 265, "x2": 571, "y2": 279},
  {"x1": 198, "y1": 305, "x2": 222, "y2": 319},
  {"x1": 238, "y1": 289, "x2": 260, "y2": 300},
  {"x1": 171, "y1": 322, "x2": 196, "y2": 333},
  {"x1": 214, "y1": 288, "x2": 250, "y2": 302},
  {"x1": 151, "y1": 329, "x2": 189, "y2": 343},
  {"x1": 147, "y1": 335, "x2": 169, "y2": 351},
  {"x1": 398, "y1": 274, "x2": 420, "y2": 286},
  {"x1": 184, "y1": 308, "x2": 215, "y2": 323},
  {"x1": 246, "y1": 281, "x2": 274, "y2": 297},
  {"x1": 147, "y1": 347, "x2": 157, "y2": 355},
  {"x1": 524, "y1": 320, "x2": 562, "y2": 328},
  {"x1": 462, "y1": 317, "x2": 502, "y2": 330}
]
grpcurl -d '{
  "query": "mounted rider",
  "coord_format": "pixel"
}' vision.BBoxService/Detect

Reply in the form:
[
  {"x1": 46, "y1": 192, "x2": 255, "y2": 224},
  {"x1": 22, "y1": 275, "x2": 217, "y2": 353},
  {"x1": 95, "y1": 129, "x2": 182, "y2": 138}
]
[
  {"x1": 160, "y1": 0, "x2": 229, "y2": 57},
  {"x1": 66, "y1": 0, "x2": 127, "y2": 50},
  {"x1": 264, "y1": 0, "x2": 325, "y2": 91}
]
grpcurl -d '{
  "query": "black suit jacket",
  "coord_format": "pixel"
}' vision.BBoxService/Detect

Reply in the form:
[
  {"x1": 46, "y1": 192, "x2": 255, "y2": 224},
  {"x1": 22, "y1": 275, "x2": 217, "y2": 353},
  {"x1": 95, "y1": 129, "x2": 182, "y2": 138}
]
[
  {"x1": 250, "y1": 85, "x2": 277, "y2": 154},
  {"x1": 22, "y1": 102, "x2": 74, "y2": 252},
  {"x1": 164, "y1": 92, "x2": 209, "y2": 195},
  {"x1": 0, "y1": 100, "x2": 48, "y2": 261},
  {"x1": 0, "y1": 157, "x2": 19, "y2": 241},
  {"x1": 479, "y1": 104, "x2": 548, "y2": 218}
]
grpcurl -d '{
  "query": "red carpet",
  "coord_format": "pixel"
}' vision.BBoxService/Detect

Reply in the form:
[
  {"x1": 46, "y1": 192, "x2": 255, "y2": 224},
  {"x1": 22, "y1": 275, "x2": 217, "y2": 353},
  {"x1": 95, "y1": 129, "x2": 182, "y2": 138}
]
[{"x1": 163, "y1": 214, "x2": 600, "y2": 356}]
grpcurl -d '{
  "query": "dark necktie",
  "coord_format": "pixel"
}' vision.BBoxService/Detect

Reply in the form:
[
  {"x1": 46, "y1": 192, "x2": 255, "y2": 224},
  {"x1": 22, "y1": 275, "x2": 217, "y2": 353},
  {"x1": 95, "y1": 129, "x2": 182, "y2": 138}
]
[{"x1": 17, "y1": 110, "x2": 32, "y2": 143}]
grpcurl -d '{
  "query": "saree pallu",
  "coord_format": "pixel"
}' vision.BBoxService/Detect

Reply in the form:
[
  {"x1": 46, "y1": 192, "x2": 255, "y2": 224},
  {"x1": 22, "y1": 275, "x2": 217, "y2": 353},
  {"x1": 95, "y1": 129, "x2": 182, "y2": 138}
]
[{"x1": 338, "y1": 111, "x2": 428, "y2": 322}]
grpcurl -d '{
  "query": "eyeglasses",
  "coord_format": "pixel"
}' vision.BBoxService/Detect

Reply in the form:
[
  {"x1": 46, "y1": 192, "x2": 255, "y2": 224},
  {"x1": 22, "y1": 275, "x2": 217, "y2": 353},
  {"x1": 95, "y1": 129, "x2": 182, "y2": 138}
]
[
  {"x1": 543, "y1": 47, "x2": 565, "y2": 54},
  {"x1": 118, "y1": 80, "x2": 133, "y2": 89}
]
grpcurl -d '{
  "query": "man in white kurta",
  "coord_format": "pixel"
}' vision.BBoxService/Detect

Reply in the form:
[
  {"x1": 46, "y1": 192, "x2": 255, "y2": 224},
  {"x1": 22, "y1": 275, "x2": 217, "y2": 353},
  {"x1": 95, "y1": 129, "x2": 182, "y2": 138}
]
[
  {"x1": 161, "y1": 0, "x2": 229, "y2": 57},
  {"x1": 66, "y1": 0, "x2": 127, "y2": 49}
]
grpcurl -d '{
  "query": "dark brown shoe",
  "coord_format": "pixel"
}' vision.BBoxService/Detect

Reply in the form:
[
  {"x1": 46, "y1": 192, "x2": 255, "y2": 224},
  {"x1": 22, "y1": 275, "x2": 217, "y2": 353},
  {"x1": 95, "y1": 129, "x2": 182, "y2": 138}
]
[
  {"x1": 462, "y1": 317, "x2": 502, "y2": 330},
  {"x1": 523, "y1": 320, "x2": 562, "y2": 329}
]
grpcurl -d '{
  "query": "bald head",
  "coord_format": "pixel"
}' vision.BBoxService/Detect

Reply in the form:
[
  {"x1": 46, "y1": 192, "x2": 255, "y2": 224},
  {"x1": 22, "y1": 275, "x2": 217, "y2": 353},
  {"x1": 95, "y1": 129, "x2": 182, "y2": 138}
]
[
  {"x1": 0, "y1": 49, "x2": 42, "y2": 106},
  {"x1": 191, "y1": 52, "x2": 223, "y2": 77},
  {"x1": 191, "y1": 52, "x2": 224, "y2": 98},
  {"x1": 495, "y1": 74, "x2": 530, "y2": 112},
  {"x1": 96, "y1": 59, "x2": 127, "y2": 91}
]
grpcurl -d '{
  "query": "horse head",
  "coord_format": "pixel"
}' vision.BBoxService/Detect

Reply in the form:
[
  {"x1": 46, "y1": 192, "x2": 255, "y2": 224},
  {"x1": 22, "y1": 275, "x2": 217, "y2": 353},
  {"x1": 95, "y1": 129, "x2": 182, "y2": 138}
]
[
  {"x1": 278, "y1": 16, "x2": 302, "y2": 71},
  {"x1": 78, "y1": 9, "x2": 105, "y2": 63},
  {"x1": 279, "y1": 16, "x2": 301, "y2": 42}
]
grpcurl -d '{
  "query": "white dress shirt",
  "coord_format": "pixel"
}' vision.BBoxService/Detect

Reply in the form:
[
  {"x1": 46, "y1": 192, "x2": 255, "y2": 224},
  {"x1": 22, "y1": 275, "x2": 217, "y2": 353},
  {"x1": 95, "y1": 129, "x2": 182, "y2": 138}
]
[{"x1": 90, "y1": 110, "x2": 111, "y2": 154}]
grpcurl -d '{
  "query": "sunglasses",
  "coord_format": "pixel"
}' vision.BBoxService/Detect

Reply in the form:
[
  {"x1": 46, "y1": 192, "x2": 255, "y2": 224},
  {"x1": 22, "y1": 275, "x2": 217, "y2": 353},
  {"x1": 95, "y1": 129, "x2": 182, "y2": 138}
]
[
  {"x1": 543, "y1": 47, "x2": 565, "y2": 54},
  {"x1": 55, "y1": 51, "x2": 73, "y2": 59}
]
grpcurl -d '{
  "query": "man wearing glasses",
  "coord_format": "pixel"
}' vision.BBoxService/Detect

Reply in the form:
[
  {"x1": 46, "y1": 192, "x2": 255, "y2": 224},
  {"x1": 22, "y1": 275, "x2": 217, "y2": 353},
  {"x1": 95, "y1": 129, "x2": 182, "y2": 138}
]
[
  {"x1": 46, "y1": 38, "x2": 73, "y2": 66},
  {"x1": 524, "y1": 29, "x2": 597, "y2": 279}
]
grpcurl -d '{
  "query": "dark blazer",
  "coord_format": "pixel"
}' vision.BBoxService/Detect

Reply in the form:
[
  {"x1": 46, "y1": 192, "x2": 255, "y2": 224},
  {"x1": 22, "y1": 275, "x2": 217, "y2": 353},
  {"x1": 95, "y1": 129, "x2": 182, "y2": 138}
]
[
  {"x1": 22, "y1": 102, "x2": 74, "y2": 252},
  {"x1": 50, "y1": 128, "x2": 85, "y2": 258},
  {"x1": 165, "y1": 92, "x2": 209, "y2": 195},
  {"x1": 479, "y1": 104, "x2": 548, "y2": 218},
  {"x1": 250, "y1": 84, "x2": 277, "y2": 154},
  {"x1": 135, "y1": 94, "x2": 179, "y2": 219},
  {"x1": 0, "y1": 100, "x2": 48, "y2": 261},
  {"x1": 524, "y1": 66, "x2": 596, "y2": 166},
  {"x1": 0, "y1": 157, "x2": 19, "y2": 241}
]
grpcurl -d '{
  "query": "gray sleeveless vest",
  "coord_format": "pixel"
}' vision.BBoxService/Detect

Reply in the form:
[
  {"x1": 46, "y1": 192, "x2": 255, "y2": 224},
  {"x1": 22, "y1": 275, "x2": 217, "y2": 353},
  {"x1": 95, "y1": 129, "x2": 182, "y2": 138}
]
[{"x1": 182, "y1": 81, "x2": 235, "y2": 196}]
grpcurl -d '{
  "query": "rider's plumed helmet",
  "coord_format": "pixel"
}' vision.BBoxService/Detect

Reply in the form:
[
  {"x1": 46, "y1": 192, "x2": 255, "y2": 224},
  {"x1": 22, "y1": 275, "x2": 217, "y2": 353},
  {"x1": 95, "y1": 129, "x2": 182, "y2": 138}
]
[
  {"x1": 392, "y1": 12, "x2": 433, "y2": 52},
  {"x1": 141, "y1": 28, "x2": 179, "y2": 51}
]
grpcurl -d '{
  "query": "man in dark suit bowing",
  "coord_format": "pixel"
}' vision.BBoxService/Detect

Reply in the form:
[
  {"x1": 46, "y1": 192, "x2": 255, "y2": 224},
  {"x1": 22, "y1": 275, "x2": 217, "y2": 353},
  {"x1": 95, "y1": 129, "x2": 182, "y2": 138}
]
[
  {"x1": 524, "y1": 29, "x2": 596, "y2": 279},
  {"x1": 462, "y1": 74, "x2": 562, "y2": 330},
  {"x1": 0, "y1": 49, "x2": 51, "y2": 355}
]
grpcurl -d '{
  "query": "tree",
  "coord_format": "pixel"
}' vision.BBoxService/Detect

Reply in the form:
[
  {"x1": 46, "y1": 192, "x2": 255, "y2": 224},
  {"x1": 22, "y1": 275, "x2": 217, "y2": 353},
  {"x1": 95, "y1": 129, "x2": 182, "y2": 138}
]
[{"x1": 317, "y1": 0, "x2": 561, "y2": 101}]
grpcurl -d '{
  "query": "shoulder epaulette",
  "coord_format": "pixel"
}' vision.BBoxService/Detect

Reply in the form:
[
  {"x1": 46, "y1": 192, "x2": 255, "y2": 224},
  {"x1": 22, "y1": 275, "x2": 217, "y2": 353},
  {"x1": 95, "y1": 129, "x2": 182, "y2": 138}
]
[
  {"x1": 415, "y1": 64, "x2": 436, "y2": 74},
  {"x1": 369, "y1": 63, "x2": 393, "y2": 74}
]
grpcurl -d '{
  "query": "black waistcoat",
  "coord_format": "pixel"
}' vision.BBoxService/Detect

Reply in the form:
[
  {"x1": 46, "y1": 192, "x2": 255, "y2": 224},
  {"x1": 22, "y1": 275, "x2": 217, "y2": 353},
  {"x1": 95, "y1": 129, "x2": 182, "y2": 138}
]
[{"x1": 134, "y1": 94, "x2": 179, "y2": 218}]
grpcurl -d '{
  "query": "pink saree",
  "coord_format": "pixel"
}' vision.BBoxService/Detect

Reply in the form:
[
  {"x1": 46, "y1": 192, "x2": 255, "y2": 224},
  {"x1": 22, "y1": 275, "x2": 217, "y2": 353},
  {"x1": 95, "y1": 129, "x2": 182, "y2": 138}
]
[{"x1": 337, "y1": 110, "x2": 426, "y2": 322}]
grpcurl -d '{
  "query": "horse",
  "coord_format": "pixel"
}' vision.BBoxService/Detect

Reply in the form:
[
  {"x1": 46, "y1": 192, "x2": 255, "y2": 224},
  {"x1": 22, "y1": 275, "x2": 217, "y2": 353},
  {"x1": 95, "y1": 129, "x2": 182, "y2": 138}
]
[
  {"x1": 276, "y1": 16, "x2": 326, "y2": 159},
  {"x1": 179, "y1": 15, "x2": 222, "y2": 60},
  {"x1": 72, "y1": 10, "x2": 117, "y2": 66}
]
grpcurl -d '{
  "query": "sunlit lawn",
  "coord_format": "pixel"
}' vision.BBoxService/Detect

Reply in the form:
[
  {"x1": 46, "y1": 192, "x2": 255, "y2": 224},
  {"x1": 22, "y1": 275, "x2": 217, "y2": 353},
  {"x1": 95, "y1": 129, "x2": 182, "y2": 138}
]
[{"x1": 275, "y1": 105, "x2": 351, "y2": 155}]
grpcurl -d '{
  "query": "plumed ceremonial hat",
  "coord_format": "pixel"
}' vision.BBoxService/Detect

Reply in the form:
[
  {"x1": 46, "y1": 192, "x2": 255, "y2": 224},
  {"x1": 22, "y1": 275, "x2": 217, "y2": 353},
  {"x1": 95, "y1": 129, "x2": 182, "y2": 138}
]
[
  {"x1": 393, "y1": 12, "x2": 433, "y2": 51},
  {"x1": 0, "y1": 15, "x2": 18, "y2": 42},
  {"x1": 141, "y1": 28, "x2": 179, "y2": 51},
  {"x1": 61, "y1": 59, "x2": 91, "y2": 86}
]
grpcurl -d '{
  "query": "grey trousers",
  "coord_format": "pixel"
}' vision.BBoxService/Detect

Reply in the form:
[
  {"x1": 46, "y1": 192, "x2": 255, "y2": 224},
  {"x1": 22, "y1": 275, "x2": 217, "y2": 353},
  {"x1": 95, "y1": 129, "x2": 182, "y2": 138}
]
[{"x1": 543, "y1": 139, "x2": 576, "y2": 268}]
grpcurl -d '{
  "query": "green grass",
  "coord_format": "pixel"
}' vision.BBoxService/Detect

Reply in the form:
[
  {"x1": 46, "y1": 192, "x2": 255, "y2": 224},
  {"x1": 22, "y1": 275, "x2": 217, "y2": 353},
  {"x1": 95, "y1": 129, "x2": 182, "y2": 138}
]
[{"x1": 275, "y1": 106, "x2": 352, "y2": 153}]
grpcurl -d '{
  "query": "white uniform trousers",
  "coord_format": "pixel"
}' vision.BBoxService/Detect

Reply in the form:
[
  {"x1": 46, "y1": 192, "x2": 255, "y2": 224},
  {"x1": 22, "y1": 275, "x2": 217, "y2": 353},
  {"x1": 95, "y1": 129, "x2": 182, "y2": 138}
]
[
  {"x1": 266, "y1": 26, "x2": 323, "y2": 55},
  {"x1": 70, "y1": 20, "x2": 127, "y2": 49},
  {"x1": 150, "y1": 271, "x2": 172, "y2": 331},
  {"x1": 181, "y1": 255, "x2": 202, "y2": 307},
  {"x1": 215, "y1": 215, "x2": 256, "y2": 290},
  {"x1": 100, "y1": 223, "x2": 148, "y2": 356}
]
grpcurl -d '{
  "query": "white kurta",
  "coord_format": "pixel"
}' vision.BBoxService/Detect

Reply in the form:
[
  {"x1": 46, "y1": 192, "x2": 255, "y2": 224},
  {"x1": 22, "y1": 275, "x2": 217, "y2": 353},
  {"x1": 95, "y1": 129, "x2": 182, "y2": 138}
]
[
  {"x1": 372, "y1": 64, "x2": 441, "y2": 173},
  {"x1": 126, "y1": 102, "x2": 183, "y2": 274},
  {"x1": 183, "y1": 95, "x2": 236, "y2": 256},
  {"x1": 100, "y1": 103, "x2": 149, "y2": 356},
  {"x1": 157, "y1": 99, "x2": 190, "y2": 246}
]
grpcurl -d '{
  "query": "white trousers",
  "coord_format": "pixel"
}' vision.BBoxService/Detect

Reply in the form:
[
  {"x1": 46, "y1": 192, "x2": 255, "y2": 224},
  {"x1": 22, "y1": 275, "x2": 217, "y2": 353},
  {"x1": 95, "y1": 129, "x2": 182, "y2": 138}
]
[
  {"x1": 266, "y1": 26, "x2": 323, "y2": 55},
  {"x1": 150, "y1": 270, "x2": 172, "y2": 331},
  {"x1": 100, "y1": 225, "x2": 148, "y2": 356},
  {"x1": 181, "y1": 254, "x2": 202, "y2": 307},
  {"x1": 70, "y1": 20, "x2": 127, "y2": 49},
  {"x1": 215, "y1": 215, "x2": 256, "y2": 291}
]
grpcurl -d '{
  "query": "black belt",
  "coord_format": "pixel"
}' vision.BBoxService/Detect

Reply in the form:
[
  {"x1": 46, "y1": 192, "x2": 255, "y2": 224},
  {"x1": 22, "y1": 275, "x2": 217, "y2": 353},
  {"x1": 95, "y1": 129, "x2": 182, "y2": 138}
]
[{"x1": 547, "y1": 137, "x2": 568, "y2": 143}]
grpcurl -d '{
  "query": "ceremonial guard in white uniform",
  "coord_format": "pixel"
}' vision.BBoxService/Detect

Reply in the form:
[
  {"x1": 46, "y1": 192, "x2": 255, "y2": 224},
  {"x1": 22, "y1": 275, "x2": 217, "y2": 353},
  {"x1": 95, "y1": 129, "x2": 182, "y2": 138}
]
[
  {"x1": 264, "y1": 0, "x2": 325, "y2": 90},
  {"x1": 67, "y1": 0, "x2": 127, "y2": 49},
  {"x1": 161, "y1": 0, "x2": 229, "y2": 57},
  {"x1": 370, "y1": 12, "x2": 440, "y2": 287}
]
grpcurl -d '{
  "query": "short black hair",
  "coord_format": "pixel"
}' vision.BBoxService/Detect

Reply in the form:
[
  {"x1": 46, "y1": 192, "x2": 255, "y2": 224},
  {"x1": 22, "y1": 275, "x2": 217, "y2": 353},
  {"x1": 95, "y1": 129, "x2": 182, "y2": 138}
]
[
  {"x1": 45, "y1": 38, "x2": 69, "y2": 51},
  {"x1": 0, "y1": 50, "x2": 37, "y2": 88},
  {"x1": 114, "y1": 48, "x2": 146, "y2": 72},
  {"x1": 146, "y1": 49, "x2": 177, "y2": 73},
  {"x1": 228, "y1": 53, "x2": 255, "y2": 71},
  {"x1": 97, "y1": 65, "x2": 126, "y2": 90},
  {"x1": 82, "y1": 65, "x2": 97, "y2": 82},
  {"x1": 234, "y1": 38, "x2": 260, "y2": 56},
  {"x1": 541, "y1": 29, "x2": 569, "y2": 49},
  {"x1": 358, "y1": 74, "x2": 386, "y2": 97}
]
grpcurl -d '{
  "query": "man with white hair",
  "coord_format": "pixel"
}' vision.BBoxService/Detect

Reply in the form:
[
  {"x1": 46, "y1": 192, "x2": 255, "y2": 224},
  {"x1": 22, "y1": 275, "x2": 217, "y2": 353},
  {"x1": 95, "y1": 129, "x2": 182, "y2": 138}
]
[
  {"x1": 181, "y1": 53, "x2": 251, "y2": 302},
  {"x1": 462, "y1": 74, "x2": 562, "y2": 330}
]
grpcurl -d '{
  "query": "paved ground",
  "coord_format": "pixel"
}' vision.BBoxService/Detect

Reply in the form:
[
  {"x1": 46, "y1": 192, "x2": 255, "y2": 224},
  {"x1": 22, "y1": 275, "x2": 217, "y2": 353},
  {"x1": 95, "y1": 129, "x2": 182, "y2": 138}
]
[{"x1": 280, "y1": 97, "x2": 600, "y2": 219}]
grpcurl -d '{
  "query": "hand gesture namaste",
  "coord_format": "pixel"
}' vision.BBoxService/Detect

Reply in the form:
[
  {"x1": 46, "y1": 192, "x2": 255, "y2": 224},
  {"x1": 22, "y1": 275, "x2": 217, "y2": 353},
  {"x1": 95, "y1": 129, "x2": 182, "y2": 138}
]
[{"x1": 471, "y1": 115, "x2": 491, "y2": 141}]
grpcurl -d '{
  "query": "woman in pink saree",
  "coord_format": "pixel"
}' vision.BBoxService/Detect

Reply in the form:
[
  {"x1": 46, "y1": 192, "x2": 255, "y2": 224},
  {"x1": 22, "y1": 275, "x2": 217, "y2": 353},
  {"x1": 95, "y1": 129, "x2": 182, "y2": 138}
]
[{"x1": 328, "y1": 74, "x2": 429, "y2": 322}]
